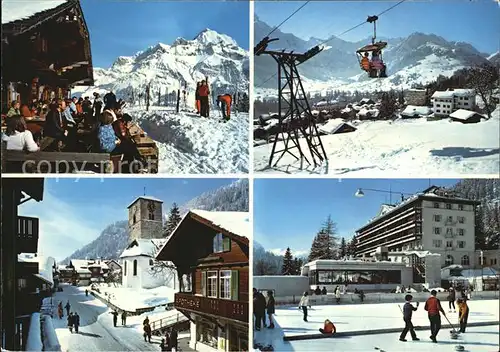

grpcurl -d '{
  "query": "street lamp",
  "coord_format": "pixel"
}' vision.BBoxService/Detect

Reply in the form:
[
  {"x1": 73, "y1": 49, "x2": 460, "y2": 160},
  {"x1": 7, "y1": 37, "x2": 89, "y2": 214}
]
[{"x1": 354, "y1": 187, "x2": 413, "y2": 204}]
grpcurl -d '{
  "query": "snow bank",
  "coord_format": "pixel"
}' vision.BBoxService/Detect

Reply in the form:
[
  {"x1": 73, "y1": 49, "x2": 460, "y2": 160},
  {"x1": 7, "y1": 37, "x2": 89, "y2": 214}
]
[
  {"x1": 26, "y1": 313, "x2": 43, "y2": 352},
  {"x1": 190, "y1": 209, "x2": 251, "y2": 240},
  {"x1": 41, "y1": 315, "x2": 61, "y2": 351},
  {"x1": 97, "y1": 285, "x2": 176, "y2": 311}
]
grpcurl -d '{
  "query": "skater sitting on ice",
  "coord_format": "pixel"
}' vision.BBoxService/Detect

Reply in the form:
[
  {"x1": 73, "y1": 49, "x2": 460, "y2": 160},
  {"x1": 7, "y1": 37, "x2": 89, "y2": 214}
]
[
  {"x1": 299, "y1": 292, "x2": 310, "y2": 322},
  {"x1": 314, "y1": 286, "x2": 322, "y2": 295},
  {"x1": 457, "y1": 299, "x2": 469, "y2": 333},
  {"x1": 447, "y1": 287, "x2": 456, "y2": 312},
  {"x1": 319, "y1": 319, "x2": 336, "y2": 335},
  {"x1": 266, "y1": 290, "x2": 275, "y2": 329},
  {"x1": 399, "y1": 294, "x2": 420, "y2": 342}
]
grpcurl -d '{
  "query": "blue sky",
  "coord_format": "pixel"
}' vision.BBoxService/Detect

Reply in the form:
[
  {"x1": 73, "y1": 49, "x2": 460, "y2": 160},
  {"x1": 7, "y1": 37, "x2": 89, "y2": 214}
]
[
  {"x1": 81, "y1": 0, "x2": 250, "y2": 68},
  {"x1": 19, "y1": 177, "x2": 240, "y2": 261},
  {"x1": 254, "y1": 178, "x2": 461, "y2": 257},
  {"x1": 255, "y1": 0, "x2": 500, "y2": 54}
]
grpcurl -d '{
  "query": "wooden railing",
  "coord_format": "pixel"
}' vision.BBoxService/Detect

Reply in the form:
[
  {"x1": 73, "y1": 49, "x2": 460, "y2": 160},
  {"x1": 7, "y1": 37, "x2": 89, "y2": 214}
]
[
  {"x1": 150, "y1": 312, "x2": 188, "y2": 333},
  {"x1": 174, "y1": 293, "x2": 248, "y2": 324},
  {"x1": 17, "y1": 216, "x2": 39, "y2": 253}
]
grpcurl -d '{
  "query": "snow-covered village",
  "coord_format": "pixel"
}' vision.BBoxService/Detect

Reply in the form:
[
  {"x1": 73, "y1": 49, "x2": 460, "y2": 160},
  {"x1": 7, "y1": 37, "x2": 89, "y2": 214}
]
[
  {"x1": 253, "y1": 178, "x2": 499, "y2": 351},
  {"x1": 253, "y1": 1, "x2": 500, "y2": 175},
  {"x1": 1, "y1": 0, "x2": 250, "y2": 174},
  {"x1": 0, "y1": 178, "x2": 250, "y2": 351}
]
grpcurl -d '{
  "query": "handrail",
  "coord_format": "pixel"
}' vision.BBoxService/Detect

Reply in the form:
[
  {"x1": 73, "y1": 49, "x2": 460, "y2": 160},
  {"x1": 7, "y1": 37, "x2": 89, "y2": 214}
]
[{"x1": 150, "y1": 312, "x2": 188, "y2": 332}]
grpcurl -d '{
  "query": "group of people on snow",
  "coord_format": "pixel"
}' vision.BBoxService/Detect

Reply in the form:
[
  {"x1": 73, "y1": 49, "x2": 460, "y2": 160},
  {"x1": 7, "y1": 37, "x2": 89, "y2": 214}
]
[
  {"x1": 253, "y1": 288, "x2": 275, "y2": 331},
  {"x1": 67, "y1": 312, "x2": 81, "y2": 333},
  {"x1": 194, "y1": 80, "x2": 233, "y2": 122},
  {"x1": 109, "y1": 310, "x2": 128, "y2": 327}
]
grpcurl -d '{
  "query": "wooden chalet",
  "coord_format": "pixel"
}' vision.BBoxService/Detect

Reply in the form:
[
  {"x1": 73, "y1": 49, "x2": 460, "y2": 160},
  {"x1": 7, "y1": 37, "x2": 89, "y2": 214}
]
[
  {"x1": 156, "y1": 210, "x2": 250, "y2": 352},
  {"x1": 2, "y1": 0, "x2": 94, "y2": 111},
  {"x1": 1, "y1": 178, "x2": 44, "y2": 350}
]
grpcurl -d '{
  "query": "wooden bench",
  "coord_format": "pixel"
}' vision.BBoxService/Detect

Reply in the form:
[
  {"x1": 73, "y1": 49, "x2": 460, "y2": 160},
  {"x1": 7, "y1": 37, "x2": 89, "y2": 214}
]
[{"x1": 1, "y1": 149, "x2": 113, "y2": 173}]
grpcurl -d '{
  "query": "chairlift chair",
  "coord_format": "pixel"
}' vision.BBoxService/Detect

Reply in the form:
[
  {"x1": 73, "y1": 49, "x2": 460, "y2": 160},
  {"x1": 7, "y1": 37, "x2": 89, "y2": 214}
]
[{"x1": 356, "y1": 15, "x2": 389, "y2": 78}]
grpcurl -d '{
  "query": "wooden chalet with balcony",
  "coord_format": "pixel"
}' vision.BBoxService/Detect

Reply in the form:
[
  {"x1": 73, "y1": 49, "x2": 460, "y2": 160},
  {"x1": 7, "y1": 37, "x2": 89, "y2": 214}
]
[
  {"x1": 2, "y1": 0, "x2": 94, "y2": 111},
  {"x1": 156, "y1": 209, "x2": 250, "y2": 352},
  {"x1": 1, "y1": 178, "x2": 44, "y2": 350}
]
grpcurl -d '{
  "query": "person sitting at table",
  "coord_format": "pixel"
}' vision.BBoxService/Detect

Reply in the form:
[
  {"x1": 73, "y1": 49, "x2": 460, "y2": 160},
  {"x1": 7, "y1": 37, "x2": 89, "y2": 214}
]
[
  {"x1": 7, "y1": 101, "x2": 20, "y2": 117},
  {"x1": 20, "y1": 104, "x2": 32, "y2": 119},
  {"x1": 1, "y1": 115, "x2": 39, "y2": 152},
  {"x1": 41, "y1": 100, "x2": 68, "y2": 151}
]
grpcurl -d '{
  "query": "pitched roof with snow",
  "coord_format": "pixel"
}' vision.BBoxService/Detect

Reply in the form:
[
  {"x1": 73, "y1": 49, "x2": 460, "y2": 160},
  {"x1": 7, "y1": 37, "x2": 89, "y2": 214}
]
[
  {"x1": 190, "y1": 209, "x2": 250, "y2": 240},
  {"x1": 119, "y1": 238, "x2": 167, "y2": 258},
  {"x1": 2, "y1": 0, "x2": 69, "y2": 24},
  {"x1": 449, "y1": 109, "x2": 481, "y2": 121},
  {"x1": 127, "y1": 196, "x2": 163, "y2": 209},
  {"x1": 318, "y1": 119, "x2": 356, "y2": 135},
  {"x1": 401, "y1": 105, "x2": 432, "y2": 116},
  {"x1": 432, "y1": 89, "x2": 475, "y2": 99}
]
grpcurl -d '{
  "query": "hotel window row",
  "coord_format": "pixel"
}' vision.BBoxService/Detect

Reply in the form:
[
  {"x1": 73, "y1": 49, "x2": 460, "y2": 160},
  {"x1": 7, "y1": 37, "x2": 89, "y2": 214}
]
[
  {"x1": 432, "y1": 202, "x2": 466, "y2": 211},
  {"x1": 201, "y1": 270, "x2": 239, "y2": 300},
  {"x1": 433, "y1": 240, "x2": 466, "y2": 248},
  {"x1": 433, "y1": 215, "x2": 466, "y2": 223},
  {"x1": 433, "y1": 227, "x2": 465, "y2": 235}
]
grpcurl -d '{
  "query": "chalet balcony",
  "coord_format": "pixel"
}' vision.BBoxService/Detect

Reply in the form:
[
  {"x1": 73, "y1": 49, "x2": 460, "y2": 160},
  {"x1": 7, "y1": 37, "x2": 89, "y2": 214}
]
[
  {"x1": 174, "y1": 293, "x2": 248, "y2": 324},
  {"x1": 18, "y1": 216, "x2": 39, "y2": 253}
]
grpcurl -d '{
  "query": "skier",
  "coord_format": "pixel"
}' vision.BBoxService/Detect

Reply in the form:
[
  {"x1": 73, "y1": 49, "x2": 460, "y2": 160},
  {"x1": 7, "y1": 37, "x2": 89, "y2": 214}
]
[
  {"x1": 110, "y1": 310, "x2": 119, "y2": 327},
  {"x1": 424, "y1": 289, "x2": 446, "y2": 343},
  {"x1": 299, "y1": 292, "x2": 309, "y2": 322},
  {"x1": 67, "y1": 312, "x2": 74, "y2": 333},
  {"x1": 266, "y1": 290, "x2": 275, "y2": 329},
  {"x1": 73, "y1": 312, "x2": 80, "y2": 333},
  {"x1": 103, "y1": 90, "x2": 117, "y2": 110},
  {"x1": 216, "y1": 94, "x2": 232, "y2": 121},
  {"x1": 121, "y1": 311, "x2": 127, "y2": 326},
  {"x1": 457, "y1": 298, "x2": 469, "y2": 333},
  {"x1": 447, "y1": 287, "x2": 456, "y2": 313},
  {"x1": 399, "y1": 294, "x2": 420, "y2": 342},
  {"x1": 170, "y1": 328, "x2": 178, "y2": 351},
  {"x1": 195, "y1": 82, "x2": 201, "y2": 114},
  {"x1": 198, "y1": 80, "x2": 210, "y2": 117},
  {"x1": 319, "y1": 319, "x2": 336, "y2": 334},
  {"x1": 65, "y1": 301, "x2": 71, "y2": 316}
]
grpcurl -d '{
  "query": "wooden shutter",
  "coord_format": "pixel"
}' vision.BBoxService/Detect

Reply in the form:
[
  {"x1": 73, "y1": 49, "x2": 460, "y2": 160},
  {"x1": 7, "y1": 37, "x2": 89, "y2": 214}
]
[
  {"x1": 231, "y1": 270, "x2": 239, "y2": 301},
  {"x1": 201, "y1": 271, "x2": 207, "y2": 296},
  {"x1": 223, "y1": 236, "x2": 231, "y2": 252}
]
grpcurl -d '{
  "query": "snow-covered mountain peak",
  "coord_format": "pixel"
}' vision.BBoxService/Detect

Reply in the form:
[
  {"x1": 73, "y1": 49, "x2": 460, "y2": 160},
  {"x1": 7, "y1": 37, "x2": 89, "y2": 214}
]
[{"x1": 194, "y1": 28, "x2": 238, "y2": 48}]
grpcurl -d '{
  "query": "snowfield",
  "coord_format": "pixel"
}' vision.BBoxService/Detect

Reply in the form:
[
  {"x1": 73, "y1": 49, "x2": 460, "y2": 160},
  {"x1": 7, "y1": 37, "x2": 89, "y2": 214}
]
[
  {"x1": 93, "y1": 284, "x2": 176, "y2": 311},
  {"x1": 254, "y1": 299, "x2": 499, "y2": 351},
  {"x1": 254, "y1": 108, "x2": 500, "y2": 176},
  {"x1": 127, "y1": 106, "x2": 249, "y2": 174}
]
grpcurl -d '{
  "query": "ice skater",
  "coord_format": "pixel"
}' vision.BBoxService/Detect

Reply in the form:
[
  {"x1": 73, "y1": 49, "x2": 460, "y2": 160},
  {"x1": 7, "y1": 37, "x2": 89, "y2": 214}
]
[
  {"x1": 399, "y1": 294, "x2": 420, "y2": 342},
  {"x1": 299, "y1": 292, "x2": 310, "y2": 322},
  {"x1": 424, "y1": 290, "x2": 446, "y2": 343}
]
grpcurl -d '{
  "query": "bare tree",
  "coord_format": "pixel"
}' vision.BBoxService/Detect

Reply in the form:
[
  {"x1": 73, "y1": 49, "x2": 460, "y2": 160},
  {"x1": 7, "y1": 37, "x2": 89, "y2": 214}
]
[{"x1": 466, "y1": 64, "x2": 499, "y2": 119}]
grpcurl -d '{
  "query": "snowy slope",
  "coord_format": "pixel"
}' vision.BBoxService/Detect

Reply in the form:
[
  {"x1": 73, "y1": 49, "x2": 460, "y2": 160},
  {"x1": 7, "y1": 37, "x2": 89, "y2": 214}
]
[
  {"x1": 73, "y1": 28, "x2": 249, "y2": 99},
  {"x1": 255, "y1": 17, "x2": 493, "y2": 94},
  {"x1": 254, "y1": 107, "x2": 500, "y2": 176},
  {"x1": 128, "y1": 107, "x2": 248, "y2": 173}
]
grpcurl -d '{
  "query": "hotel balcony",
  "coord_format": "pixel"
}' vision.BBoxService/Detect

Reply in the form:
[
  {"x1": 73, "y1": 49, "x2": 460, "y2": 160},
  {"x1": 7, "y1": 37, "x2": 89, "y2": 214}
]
[
  {"x1": 174, "y1": 292, "x2": 248, "y2": 324},
  {"x1": 18, "y1": 216, "x2": 39, "y2": 253}
]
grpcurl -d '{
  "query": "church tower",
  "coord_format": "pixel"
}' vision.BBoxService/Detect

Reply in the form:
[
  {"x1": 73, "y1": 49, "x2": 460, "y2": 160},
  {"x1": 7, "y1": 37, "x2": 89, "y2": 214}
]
[{"x1": 127, "y1": 196, "x2": 163, "y2": 242}]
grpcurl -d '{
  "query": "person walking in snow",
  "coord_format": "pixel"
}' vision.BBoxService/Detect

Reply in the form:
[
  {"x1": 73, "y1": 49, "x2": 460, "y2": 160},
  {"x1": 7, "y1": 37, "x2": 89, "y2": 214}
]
[
  {"x1": 266, "y1": 290, "x2": 275, "y2": 329},
  {"x1": 399, "y1": 294, "x2": 420, "y2": 342},
  {"x1": 67, "y1": 312, "x2": 74, "y2": 333},
  {"x1": 73, "y1": 312, "x2": 80, "y2": 333},
  {"x1": 253, "y1": 288, "x2": 263, "y2": 331},
  {"x1": 143, "y1": 323, "x2": 152, "y2": 343},
  {"x1": 299, "y1": 292, "x2": 310, "y2": 322},
  {"x1": 58, "y1": 302, "x2": 63, "y2": 319},
  {"x1": 110, "y1": 310, "x2": 119, "y2": 327},
  {"x1": 65, "y1": 301, "x2": 71, "y2": 316},
  {"x1": 85, "y1": 289, "x2": 89, "y2": 297},
  {"x1": 121, "y1": 311, "x2": 127, "y2": 326},
  {"x1": 447, "y1": 287, "x2": 456, "y2": 313},
  {"x1": 143, "y1": 316, "x2": 150, "y2": 326},
  {"x1": 424, "y1": 290, "x2": 446, "y2": 343},
  {"x1": 257, "y1": 290, "x2": 267, "y2": 328},
  {"x1": 170, "y1": 328, "x2": 178, "y2": 351}
]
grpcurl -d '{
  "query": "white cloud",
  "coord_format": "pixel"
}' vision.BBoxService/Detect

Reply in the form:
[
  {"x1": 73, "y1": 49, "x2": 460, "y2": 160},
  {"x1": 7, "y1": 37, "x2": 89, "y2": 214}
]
[
  {"x1": 269, "y1": 248, "x2": 309, "y2": 258},
  {"x1": 18, "y1": 189, "x2": 120, "y2": 262}
]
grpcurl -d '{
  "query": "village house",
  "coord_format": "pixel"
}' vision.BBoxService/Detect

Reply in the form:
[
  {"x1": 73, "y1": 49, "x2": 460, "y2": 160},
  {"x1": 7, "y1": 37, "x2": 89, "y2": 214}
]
[
  {"x1": 431, "y1": 88, "x2": 476, "y2": 117},
  {"x1": 400, "y1": 105, "x2": 432, "y2": 119},
  {"x1": 2, "y1": 0, "x2": 94, "y2": 110},
  {"x1": 405, "y1": 89, "x2": 427, "y2": 106},
  {"x1": 156, "y1": 209, "x2": 250, "y2": 352},
  {"x1": 68, "y1": 259, "x2": 109, "y2": 286},
  {"x1": 449, "y1": 109, "x2": 483, "y2": 124}
]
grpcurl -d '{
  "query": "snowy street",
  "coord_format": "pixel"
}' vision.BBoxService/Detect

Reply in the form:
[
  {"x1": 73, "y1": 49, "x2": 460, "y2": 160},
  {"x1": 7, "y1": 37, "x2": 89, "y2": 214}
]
[
  {"x1": 51, "y1": 284, "x2": 159, "y2": 351},
  {"x1": 254, "y1": 109, "x2": 500, "y2": 176},
  {"x1": 254, "y1": 299, "x2": 499, "y2": 351}
]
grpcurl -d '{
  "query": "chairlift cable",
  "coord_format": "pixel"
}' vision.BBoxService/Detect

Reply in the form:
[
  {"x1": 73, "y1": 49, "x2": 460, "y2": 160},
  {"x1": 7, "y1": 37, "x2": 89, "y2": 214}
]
[
  {"x1": 265, "y1": 1, "x2": 311, "y2": 38},
  {"x1": 256, "y1": 0, "x2": 407, "y2": 88}
]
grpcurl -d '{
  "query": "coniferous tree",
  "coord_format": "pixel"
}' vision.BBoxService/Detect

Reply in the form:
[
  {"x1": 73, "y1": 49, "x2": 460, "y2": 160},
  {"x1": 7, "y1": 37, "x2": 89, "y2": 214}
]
[
  {"x1": 340, "y1": 237, "x2": 347, "y2": 258},
  {"x1": 165, "y1": 203, "x2": 182, "y2": 237},
  {"x1": 308, "y1": 216, "x2": 339, "y2": 261},
  {"x1": 281, "y1": 247, "x2": 294, "y2": 275},
  {"x1": 293, "y1": 257, "x2": 304, "y2": 275}
]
